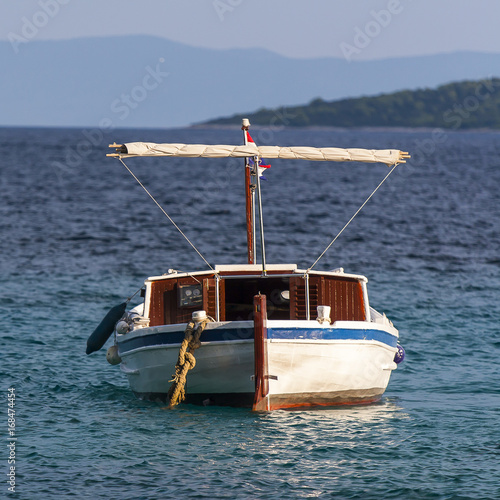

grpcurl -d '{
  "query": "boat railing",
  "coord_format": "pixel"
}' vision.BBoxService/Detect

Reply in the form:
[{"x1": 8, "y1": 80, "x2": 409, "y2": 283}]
[{"x1": 370, "y1": 307, "x2": 393, "y2": 326}]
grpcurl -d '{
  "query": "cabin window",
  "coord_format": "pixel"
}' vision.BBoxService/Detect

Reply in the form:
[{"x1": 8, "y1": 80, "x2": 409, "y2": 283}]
[{"x1": 224, "y1": 277, "x2": 290, "y2": 321}]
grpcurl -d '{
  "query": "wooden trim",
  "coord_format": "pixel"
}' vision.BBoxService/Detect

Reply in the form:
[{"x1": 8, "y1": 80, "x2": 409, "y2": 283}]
[
  {"x1": 252, "y1": 294, "x2": 269, "y2": 411},
  {"x1": 149, "y1": 279, "x2": 176, "y2": 326},
  {"x1": 203, "y1": 277, "x2": 225, "y2": 321}
]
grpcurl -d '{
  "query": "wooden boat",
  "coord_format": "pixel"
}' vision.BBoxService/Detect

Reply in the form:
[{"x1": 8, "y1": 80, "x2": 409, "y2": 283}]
[{"x1": 87, "y1": 120, "x2": 408, "y2": 411}]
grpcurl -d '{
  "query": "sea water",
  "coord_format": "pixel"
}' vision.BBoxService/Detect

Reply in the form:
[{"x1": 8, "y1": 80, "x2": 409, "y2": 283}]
[{"x1": 1, "y1": 126, "x2": 499, "y2": 499}]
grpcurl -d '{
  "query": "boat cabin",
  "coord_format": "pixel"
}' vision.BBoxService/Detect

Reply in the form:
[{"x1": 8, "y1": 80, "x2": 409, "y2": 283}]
[{"x1": 144, "y1": 265, "x2": 369, "y2": 327}]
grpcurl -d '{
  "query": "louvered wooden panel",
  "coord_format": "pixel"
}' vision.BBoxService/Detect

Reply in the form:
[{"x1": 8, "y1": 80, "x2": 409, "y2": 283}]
[
  {"x1": 309, "y1": 279, "x2": 320, "y2": 319},
  {"x1": 203, "y1": 278, "x2": 225, "y2": 321},
  {"x1": 322, "y1": 277, "x2": 365, "y2": 322},
  {"x1": 290, "y1": 276, "x2": 320, "y2": 320}
]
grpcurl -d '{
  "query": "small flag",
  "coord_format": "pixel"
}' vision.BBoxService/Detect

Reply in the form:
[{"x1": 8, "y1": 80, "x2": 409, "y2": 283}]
[
  {"x1": 245, "y1": 131, "x2": 271, "y2": 180},
  {"x1": 247, "y1": 157, "x2": 270, "y2": 180},
  {"x1": 245, "y1": 130, "x2": 255, "y2": 144},
  {"x1": 258, "y1": 163, "x2": 270, "y2": 181}
]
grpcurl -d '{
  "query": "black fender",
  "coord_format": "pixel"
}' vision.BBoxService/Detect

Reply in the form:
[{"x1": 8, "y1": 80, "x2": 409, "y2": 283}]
[{"x1": 86, "y1": 302, "x2": 127, "y2": 355}]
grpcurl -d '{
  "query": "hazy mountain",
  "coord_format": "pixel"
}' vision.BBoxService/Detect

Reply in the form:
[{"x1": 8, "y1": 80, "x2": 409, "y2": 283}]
[{"x1": 1, "y1": 35, "x2": 499, "y2": 128}]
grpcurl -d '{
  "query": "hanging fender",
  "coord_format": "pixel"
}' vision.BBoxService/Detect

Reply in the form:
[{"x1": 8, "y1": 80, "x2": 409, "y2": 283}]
[
  {"x1": 86, "y1": 302, "x2": 127, "y2": 355},
  {"x1": 394, "y1": 344, "x2": 405, "y2": 364}
]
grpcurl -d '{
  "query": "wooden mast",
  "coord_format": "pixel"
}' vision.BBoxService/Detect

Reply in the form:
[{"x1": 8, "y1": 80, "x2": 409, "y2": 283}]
[{"x1": 242, "y1": 119, "x2": 255, "y2": 264}]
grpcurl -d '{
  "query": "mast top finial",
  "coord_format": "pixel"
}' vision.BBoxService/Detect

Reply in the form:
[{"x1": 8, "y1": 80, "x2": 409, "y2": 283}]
[{"x1": 241, "y1": 118, "x2": 250, "y2": 129}]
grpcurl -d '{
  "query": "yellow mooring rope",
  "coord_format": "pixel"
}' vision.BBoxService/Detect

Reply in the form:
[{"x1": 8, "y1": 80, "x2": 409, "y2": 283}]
[{"x1": 167, "y1": 318, "x2": 211, "y2": 408}]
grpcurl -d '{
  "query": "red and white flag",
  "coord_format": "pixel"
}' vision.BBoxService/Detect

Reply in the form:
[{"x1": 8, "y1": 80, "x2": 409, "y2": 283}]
[{"x1": 245, "y1": 131, "x2": 270, "y2": 180}]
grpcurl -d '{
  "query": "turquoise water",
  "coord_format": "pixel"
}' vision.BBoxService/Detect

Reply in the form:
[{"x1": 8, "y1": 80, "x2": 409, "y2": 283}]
[{"x1": 2, "y1": 127, "x2": 499, "y2": 499}]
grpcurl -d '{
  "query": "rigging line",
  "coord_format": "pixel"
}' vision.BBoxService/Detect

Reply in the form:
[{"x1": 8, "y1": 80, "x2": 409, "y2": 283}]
[
  {"x1": 308, "y1": 162, "x2": 400, "y2": 272},
  {"x1": 117, "y1": 157, "x2": 214, "y2": 271},
  {"x1": 126, "y1": 285, "x2": 144, "y2": 303},
  {"x1": 165, "y1": 270, "x2": 203, "y2": 284},
  {"x1": 184, "y1": 272, "x2": 202, "y2": 284}
]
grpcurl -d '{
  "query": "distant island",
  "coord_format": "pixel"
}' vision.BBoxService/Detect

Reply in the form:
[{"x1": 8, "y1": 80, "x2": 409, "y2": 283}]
[{"x1": 201, "y1": 79, "x2": 500, "y2": 129}]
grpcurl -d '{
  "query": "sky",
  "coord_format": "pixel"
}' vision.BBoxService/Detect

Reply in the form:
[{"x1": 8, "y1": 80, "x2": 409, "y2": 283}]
[{"x1": 2, "y1": 0, "x2": 500, "y2": 61}]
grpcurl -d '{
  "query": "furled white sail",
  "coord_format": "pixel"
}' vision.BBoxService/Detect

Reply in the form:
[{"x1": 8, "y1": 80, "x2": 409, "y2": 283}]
[{"x1": 109, "y1": 142, "x2": 410, "y2": 166}]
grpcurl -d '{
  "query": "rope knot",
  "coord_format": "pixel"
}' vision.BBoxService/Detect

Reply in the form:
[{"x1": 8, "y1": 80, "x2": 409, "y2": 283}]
[{"x1": 167, "y1": 317, "x2": 212, "y2": 408}]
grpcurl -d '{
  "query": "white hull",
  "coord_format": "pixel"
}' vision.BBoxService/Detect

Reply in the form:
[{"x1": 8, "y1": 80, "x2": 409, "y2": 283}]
[
  {"x1": 117, "y1": 320, "x2": 398, "y2": 409},
  {"x1": 120, "y1": 340, "x2": 255, "y2": 396}
]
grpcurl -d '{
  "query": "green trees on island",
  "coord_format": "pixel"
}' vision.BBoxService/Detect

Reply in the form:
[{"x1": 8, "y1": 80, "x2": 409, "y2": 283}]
[{"x1": 205, "y1": 79, "x2": 500, "y2": 129}]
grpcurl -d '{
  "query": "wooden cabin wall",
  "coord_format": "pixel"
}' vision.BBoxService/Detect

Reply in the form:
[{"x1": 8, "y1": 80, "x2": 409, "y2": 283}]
[
  {"x1": 148, "y1": 279, "x2": 176, "y2": 326},
  {"x1": 148, "y1": 276, "x2": 220, "y2": 326},
  {"x1": 290, "y1": 276, "x2": 365, "y2": 322},
  {"x1": 322, "y1": 276, "x2": 365, "y2": 322},
  {"x1": 149, "y1": 274, "x2": 365, "y2": 325}
]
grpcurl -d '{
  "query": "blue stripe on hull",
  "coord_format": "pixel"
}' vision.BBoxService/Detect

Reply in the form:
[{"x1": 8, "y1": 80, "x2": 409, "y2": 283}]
[
  {"x1": 119, "y1": 326, "x2": 397, "y2": 354},
  {"x1": 267, "y1": 327, "x2": 398, "y2": 348},
  {"x1": 119, "y1": 328, "x2": 254, "y2": 353}
]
